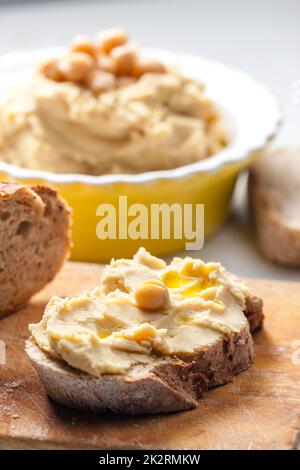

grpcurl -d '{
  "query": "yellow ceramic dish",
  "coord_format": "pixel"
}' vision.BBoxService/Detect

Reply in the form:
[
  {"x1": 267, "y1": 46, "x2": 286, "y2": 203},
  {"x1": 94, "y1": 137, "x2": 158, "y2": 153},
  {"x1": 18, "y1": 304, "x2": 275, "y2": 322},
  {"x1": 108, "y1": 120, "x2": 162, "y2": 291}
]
[{"x1": 0, "y1": 48, "x2": 280, "y2": 262}]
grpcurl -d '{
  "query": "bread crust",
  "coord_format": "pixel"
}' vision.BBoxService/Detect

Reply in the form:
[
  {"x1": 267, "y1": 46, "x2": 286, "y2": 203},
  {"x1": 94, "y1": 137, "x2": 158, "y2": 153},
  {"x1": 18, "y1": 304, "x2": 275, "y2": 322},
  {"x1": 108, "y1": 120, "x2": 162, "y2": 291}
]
[
  {"x1": 244, "y1": 295, "x2": 264, "y2": 332},
  {"x1": 0, "y1": 181, "x2": 71, "y2": 317},
  {"x1": 26, "y1": 296, "x2": 260, "y2": 415},
  {"x1": 249, "y1": 148, "x2": 300, "y2": 266}
]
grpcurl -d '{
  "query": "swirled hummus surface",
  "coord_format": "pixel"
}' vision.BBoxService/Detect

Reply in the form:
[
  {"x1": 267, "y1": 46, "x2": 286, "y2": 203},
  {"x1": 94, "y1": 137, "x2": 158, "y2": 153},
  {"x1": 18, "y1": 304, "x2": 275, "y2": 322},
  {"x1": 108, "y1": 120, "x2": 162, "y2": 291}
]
[
  {"x1": 29, "y1": 248, "x2": 251, "y2": 377},
  {"x1": 0, "y1": 70, "x2": 226, "y2": 175}
]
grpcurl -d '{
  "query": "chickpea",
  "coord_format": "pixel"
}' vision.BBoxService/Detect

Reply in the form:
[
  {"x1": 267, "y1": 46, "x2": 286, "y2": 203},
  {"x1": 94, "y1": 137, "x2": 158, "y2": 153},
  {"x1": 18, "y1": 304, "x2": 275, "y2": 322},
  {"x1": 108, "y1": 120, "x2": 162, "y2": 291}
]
[
  {"x1": 58, "y1": 52, "x2": 95, "y2": 82},
  {"x1": 39, "y1": 58, "x2": 63, "y2": 82},
  {"x1": 70, "y1": 34, "x2": 96, "y2": 58},
  {"x1": 134, "y1": 280, "x2": 170, "y2": 311},
  {"x1": 117, "y1": 76, "x2": 136, "y2": 87},
  {"x1": 85, "y1": 69, "x2": 117, "y2": 94},
  {"x1": 96, "y1": 27, "x2": 128, "y2": 54},
  {"x1": 133, "y1": 57, "x2": 166, "y2": 78},
  {"x1": 97, "y1": 55, "x2": 117, "y2": 74},
  {"x1": 111, "y1": 44, "x2": 138, "y2": 76}
]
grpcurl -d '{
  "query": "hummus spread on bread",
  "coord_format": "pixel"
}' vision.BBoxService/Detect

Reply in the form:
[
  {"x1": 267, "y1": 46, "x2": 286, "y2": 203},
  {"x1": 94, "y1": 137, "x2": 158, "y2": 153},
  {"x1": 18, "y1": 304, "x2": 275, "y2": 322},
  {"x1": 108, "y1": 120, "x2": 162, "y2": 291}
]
[
  {"x1": 0, "y1": 29, "x2": 227, "y2": 175},
  {"x1": 29, "y1": 248, "x2": 251, "y2": 377}
]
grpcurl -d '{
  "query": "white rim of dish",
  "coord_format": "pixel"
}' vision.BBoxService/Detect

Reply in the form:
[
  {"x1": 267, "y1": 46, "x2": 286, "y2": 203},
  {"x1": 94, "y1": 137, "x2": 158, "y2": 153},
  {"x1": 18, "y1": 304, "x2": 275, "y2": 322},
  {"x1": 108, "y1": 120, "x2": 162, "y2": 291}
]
[{"x1": 0, "y1": 47, "x2": 281, "y2": 186}]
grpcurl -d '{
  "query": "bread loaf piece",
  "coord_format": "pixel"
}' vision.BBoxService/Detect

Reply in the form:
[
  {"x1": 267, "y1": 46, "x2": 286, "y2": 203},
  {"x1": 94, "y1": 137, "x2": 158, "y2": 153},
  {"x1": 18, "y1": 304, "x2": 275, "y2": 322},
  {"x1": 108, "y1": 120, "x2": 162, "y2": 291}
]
[
  {"x1": 244, "y1": 295, "x2": 264, "y2": 332},
  {"x1": 249, "y1": 148, "x2": 300, "y2": 266},
  {"x1": 26, "y1": 296, "x2": 263, "y2": 415},
  {"x1": 0, "y1": 182, "x2": 71, "y2": 317}
]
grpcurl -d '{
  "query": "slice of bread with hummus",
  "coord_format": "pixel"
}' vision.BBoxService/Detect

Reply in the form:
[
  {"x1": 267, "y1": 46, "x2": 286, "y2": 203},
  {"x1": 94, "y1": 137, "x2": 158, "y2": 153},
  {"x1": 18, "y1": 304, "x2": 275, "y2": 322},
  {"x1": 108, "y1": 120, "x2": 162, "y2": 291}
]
[
  {"x1": 0, "y1": 182, "x2": 71, "y2": 317},
  {"x1": 26, "y1": 248, "x2": 263, "y2": 414}
]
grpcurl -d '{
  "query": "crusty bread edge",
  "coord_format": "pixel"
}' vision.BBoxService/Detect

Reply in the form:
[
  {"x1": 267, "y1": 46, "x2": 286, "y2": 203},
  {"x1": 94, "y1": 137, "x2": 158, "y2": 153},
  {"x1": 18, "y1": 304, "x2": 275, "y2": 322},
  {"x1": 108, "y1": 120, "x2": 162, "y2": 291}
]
[
  {"x1": 25, "y1": 338, "x2": 199, "y2": 414},
  {"x1": 26, "y1": 319, "x2": 255, "y2": 415},
  {"x1": 25, "y1": 295, "x2": 264, "y2": 415},
  {"x1": 0, "y1": 181, "x2": 72, "y2": 317},
  {"x1": 249, "y1": 169, "x2": 300, "y2": 266}
]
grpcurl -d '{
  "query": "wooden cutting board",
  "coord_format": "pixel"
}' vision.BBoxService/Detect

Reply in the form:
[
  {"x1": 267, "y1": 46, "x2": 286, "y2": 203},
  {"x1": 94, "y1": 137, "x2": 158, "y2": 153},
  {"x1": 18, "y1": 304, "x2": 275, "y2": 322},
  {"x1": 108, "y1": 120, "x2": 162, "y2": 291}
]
[{"x1": 0, "y1": 262, "x2": 299, "y2": 450}]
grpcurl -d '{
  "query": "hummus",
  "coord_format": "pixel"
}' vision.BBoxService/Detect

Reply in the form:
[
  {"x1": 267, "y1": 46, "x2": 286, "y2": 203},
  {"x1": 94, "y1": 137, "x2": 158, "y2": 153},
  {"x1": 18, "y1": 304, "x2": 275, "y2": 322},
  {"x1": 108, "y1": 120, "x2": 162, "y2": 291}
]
[
  {"x1": 29, "y1": 248, "x2": 251, "y2": 377},
  {"x1": 0, "y1": 71, "x2": 227, "y2": 175}
]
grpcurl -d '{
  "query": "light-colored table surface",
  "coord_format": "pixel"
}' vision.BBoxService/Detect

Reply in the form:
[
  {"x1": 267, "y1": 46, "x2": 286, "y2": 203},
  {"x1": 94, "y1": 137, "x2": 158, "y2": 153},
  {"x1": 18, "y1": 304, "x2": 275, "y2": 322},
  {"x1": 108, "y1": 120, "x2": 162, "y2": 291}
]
[{"x1": 0, "y1": 0, "x2": 299, "y2": 280}]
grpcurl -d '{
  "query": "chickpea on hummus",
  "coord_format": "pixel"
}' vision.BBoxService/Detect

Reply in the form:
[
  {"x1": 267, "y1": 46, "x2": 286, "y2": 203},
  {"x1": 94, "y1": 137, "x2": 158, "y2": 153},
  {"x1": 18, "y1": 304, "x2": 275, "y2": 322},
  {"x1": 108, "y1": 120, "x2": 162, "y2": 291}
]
[
  {"x1": 29, "y1": 248, "x2": 252, "y2": 377},
  {"x1": 0, "y1": 28, "x2": 227, "y2": 175}
]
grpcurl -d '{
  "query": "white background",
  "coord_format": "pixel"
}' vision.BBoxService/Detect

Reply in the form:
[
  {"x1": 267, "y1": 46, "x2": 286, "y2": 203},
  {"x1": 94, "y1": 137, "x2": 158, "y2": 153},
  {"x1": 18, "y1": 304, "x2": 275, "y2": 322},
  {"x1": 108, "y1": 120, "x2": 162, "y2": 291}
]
[{"x1": 0, "y1": 0, "x2": 299, "y2": 280}]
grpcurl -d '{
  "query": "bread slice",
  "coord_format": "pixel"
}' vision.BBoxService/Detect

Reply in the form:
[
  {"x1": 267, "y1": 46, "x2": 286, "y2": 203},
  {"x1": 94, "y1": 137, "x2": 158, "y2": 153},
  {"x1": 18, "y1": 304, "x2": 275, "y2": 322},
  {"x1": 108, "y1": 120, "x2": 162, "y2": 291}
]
[
  {"x1": 0, "y1": 182, "x2": 71, "y2": 317},
  {"x1": 25, "y1": 295, "x2": 262, "y2": 415},
  {"x1": 249, "y1": 148, "x2": 300, "y2": 266},
  {"x1": 244, "y1": 295, "x2": 264, "y2": 332}
]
